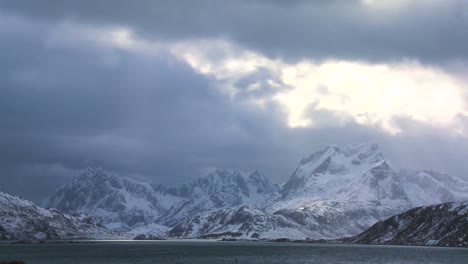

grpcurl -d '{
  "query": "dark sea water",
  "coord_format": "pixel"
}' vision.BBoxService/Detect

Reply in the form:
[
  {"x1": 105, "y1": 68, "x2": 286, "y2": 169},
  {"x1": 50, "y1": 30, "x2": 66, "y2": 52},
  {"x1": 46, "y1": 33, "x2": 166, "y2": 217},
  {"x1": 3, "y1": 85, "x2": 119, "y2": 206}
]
[{"x1": 0, "y1": 240, "x2": 467, "y2": 264}]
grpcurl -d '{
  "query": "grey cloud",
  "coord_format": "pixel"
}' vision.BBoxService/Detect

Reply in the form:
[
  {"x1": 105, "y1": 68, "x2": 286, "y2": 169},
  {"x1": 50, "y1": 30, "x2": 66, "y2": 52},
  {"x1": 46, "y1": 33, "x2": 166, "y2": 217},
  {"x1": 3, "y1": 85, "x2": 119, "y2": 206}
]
[
  {"x1": 1, "y1": 0, "x2": 467, "y2": 64},
  {"x1": 232, "y1": 67, "x2": 289, "y2": 101}
]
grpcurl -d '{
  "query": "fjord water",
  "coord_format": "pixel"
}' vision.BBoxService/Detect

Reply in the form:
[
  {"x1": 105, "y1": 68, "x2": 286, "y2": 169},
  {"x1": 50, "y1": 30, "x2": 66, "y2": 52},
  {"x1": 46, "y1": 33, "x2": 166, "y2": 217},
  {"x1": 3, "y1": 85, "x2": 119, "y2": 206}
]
[{"x1": 0, "y1": 241, "x2": 467, "y2": 264}]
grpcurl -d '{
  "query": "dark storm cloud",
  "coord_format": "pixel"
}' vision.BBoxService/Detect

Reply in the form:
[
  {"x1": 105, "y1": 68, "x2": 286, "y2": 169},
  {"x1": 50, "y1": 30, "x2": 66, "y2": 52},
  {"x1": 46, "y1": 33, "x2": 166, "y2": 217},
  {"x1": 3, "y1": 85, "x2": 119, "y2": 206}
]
[{"x1": 1, "y1": 0, "x2": 467, "y2": 64}]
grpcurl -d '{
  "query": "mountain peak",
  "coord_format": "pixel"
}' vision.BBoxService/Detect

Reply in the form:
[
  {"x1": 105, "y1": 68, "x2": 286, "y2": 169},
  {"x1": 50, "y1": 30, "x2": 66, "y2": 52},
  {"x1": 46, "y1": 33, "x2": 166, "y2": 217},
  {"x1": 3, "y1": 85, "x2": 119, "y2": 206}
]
[
  {"x1": 282, "y1": 143, "x2": 389, "y2": 199},
  {"x1": 248, "y1": 170, "x2": 266, "y2": 181},
  {"x1": 192, "y1": 169, "x2": 275, "y2": 198},
  {"x1": 42, "y1": 167, "x2": 170, "y2": 230},
  {"x1": 347, "y1": 143, "x2": 383, "y2": 163},
  {"x1": 300, "y1": 143, "x2": 383, "y2": 168},
  {"x1": 82, "y1": 166, "x2": 106, "y2": 175},
  {"x1": 74, "y1": 167, "x2": 114, "y2": 183},
  {"x1": 247, "y1": 171, "x2": 280, "y2": 194}
]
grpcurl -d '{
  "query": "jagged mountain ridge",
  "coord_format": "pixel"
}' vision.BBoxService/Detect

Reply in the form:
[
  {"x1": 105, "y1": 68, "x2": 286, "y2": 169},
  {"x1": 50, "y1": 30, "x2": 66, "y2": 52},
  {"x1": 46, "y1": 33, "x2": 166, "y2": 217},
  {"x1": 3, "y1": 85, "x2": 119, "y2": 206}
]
[
  {"x1": 42, "y1": 168, "x2": 280, "y2": 232},
  {"x1": 41, "y1": 143, "x2": 468, "y2": 240},
  {"x1": 156, "y1": 170, "x2": 280, "y2": 227},
  {"x1": 345, "y1": 201, "x2": 468, "y2": 247},
  {"x1": 0, "y1": 190, "x2": 113, "y2": 240}
]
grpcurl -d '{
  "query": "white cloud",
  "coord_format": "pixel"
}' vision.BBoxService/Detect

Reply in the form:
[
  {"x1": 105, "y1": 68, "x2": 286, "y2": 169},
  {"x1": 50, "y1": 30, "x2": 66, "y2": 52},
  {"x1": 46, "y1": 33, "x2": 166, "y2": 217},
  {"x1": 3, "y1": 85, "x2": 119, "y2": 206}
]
[
  {"x1": 275, "y1": 60, "x2": 467, "y2": 133},
  {"x1": 361, "y1": 0, "x2": 444, "y2": 10},
  {"x1": 163, "y1": 40, "x2": 468, "y2": 134}
]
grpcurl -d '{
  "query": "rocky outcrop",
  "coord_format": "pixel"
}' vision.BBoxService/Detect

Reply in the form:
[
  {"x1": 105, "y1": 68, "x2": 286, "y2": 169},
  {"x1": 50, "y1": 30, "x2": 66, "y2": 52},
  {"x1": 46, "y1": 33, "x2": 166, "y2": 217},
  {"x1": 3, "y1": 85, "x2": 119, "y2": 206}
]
[{"x1": 345, "y1": 201, "x2": 468, "y2": 247}]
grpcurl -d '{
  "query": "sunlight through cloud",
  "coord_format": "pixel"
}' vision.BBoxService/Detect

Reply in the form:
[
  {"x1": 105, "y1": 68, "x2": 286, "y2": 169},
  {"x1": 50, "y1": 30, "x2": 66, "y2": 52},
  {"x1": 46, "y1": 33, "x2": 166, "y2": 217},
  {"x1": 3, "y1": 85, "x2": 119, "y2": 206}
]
[{"x1": 52, "y1": 23, "x2": 468, "y2": 135}]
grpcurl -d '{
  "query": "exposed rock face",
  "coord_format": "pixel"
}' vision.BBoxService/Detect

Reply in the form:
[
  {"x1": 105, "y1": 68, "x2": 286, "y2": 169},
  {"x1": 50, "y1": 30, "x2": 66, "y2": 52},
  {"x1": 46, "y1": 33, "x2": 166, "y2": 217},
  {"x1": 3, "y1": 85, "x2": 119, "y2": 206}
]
[
  {"x1": 345, "y1": 202, "x2": 468, "y2": 247},
  {"x1": 0, "y1": 191, "x2": 112, "y2": 240}
]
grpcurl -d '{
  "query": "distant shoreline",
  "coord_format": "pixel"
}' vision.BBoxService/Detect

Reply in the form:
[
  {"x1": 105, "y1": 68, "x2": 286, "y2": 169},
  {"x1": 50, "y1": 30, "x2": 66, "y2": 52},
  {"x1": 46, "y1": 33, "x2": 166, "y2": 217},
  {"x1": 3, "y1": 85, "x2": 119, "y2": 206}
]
[{"x1": 1, "y1": 239, "x2": 466, "y2": 249}]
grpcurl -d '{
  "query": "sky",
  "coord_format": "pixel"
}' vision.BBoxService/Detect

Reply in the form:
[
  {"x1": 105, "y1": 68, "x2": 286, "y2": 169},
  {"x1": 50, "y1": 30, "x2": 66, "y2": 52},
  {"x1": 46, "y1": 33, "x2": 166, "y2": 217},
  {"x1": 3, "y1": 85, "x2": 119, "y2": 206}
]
[{"x1": 1, "y1": 0, "x2": 468, "y2": 202}]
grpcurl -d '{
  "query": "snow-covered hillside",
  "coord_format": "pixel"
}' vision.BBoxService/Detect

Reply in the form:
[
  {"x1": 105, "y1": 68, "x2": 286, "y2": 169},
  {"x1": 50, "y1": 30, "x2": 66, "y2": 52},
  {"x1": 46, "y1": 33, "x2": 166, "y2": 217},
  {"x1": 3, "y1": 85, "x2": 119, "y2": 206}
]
[
  {"x1": 40, "y1": 143, "x2": 468, "y2": 240},
  {"x1": 168, "y1": 206, "x2": 309, "y2": 239},
  {"x1": 346, "y1": 201, "x2": 468, "y2": 247},
  {"x1": 0, "y1": 191, "x2": 113, "y2": 240}
]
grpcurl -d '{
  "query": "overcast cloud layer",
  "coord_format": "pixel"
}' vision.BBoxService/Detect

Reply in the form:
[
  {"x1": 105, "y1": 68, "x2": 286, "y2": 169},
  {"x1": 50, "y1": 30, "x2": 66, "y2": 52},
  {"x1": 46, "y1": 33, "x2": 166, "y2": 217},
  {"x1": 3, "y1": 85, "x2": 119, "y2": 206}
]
[{"x1": 1, "y1": 0, "x2": 468, "y2": 202}]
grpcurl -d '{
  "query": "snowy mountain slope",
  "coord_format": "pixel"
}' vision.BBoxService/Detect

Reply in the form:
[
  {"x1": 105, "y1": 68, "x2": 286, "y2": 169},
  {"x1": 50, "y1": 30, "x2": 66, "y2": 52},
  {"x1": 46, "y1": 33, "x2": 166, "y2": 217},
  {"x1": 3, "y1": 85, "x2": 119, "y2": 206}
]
[
  {"x1": 400, "y1": 169, "x2": 468, "y2": 207},
  {"x1": 156, "y1": 169, "x2": 280, "y2": 226},
  {"x1": 272, "y1": 200, "x2": 409, "y2": 239},
  {"x1": 0, "y1": 190, "x2": 113, "y2": 240},
  {"x1": 345, "y1": 201, "x2": 468, "y2": 247},
  {"x1": 168, "y1": 206, "x2": 312, "y2": 240},
  {"x1": 42, "y1": 168, "x2": 182, "y2": 231}
]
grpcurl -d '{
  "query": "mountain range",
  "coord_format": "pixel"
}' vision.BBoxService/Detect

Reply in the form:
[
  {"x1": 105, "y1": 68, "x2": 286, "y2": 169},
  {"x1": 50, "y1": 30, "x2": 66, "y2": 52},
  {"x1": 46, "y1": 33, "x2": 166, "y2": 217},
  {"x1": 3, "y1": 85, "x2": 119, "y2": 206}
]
[
  {"x1": 41, "y1": 143, "x2": 468, "y2": 240},
  {"x1": 1, "y1": 143, "x2": 467, "y2": 243}
]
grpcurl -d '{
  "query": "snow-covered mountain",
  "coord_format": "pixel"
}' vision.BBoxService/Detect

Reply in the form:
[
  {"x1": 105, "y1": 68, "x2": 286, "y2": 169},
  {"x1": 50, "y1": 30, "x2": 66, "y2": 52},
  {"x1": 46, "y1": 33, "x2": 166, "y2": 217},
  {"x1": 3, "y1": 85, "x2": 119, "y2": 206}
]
[
  {"x1": 261, "y1": 143, "x2": 468, "y2": 239},
  {"x1": 0, "y1": 190, "x2": 113, "y2": 240},
  {"x1": 42, "y1": 168, "x2": 182, "y2": 231},
  {"x1": 42, "y1": 168, "x2": 279, "y2": 234},
  {"x1": 156, "y1": 169, "x2": 279, "y2": 226},
  {"x1": 346, "y1": 201, "x2": 468, "y2": 247},
  {"x1": 40, "y1": 143, "x2": 468, "y2": 240}
]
